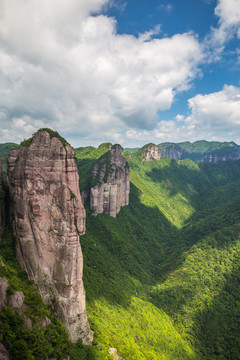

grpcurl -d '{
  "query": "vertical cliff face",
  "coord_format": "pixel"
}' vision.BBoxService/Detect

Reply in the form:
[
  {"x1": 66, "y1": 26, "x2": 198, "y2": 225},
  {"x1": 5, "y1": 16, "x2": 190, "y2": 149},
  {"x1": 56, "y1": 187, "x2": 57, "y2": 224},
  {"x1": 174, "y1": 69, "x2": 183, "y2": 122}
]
[
  {"x1": 8, "y1": 129, "x2": 93, "y2": 344},
  {"x1": 158, "y1": 147, "x2": 184, "y2": 160},
  {"x1": 203, "y1": 152, "x2": 240, "y2": 163},
  {"x1": 90, "y1": 144, "x2": 130, "y2": 217},
  {"x1": 0, "y1": 156, "x2": 4, "y2": 241},
  {"x1": 142, "y1": 144, "x2": 161, "y2": 161}
]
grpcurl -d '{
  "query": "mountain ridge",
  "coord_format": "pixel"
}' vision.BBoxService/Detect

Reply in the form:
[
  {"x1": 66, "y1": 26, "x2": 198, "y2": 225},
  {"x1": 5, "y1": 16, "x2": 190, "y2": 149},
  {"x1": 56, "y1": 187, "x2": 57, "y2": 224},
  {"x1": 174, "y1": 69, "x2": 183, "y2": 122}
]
[
  {"x1": 125, "y1": 140, "x2": 240, "y2": 163},
  {"x1": 1, "y1": 133, "x2": 240, "y2": 359}
]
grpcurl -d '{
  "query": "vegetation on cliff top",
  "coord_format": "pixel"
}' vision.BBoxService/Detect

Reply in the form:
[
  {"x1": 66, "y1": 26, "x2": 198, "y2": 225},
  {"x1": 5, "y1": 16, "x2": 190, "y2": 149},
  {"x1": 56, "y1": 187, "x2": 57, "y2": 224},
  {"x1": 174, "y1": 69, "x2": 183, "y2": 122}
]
[
  {"x1": 157, "y1": 140, "x2": 240, "y2": 161},
  {"x1": 98, "y1": 142, "x2": 112, "y2": 150},
  {"x1": 75, "y1": 146, "x2": 109, "y2": 190},
  {"x1": 127, "y1": 140, "x2": 240, "y2": 161},
  {"x1": 72, "y1": 148, "x2": 240, "y2": 359},
  {"x1": 1, "y1": 139, "x2": 240, "y2": 359},
  {"x1": 0, "y1": 143, "x2": 18, "y2": 171},
  {"x1": 19, "y1": 128, "x2": 70, "y2": 149}
]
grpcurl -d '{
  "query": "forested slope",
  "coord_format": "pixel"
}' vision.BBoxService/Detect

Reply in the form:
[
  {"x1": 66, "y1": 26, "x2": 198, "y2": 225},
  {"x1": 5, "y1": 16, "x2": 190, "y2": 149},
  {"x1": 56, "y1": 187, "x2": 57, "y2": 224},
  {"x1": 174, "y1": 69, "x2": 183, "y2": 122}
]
[
  {"x1": 1, "y1": 142, "x2": 240, "y2": 359},
  {"x1": 73, "y1": 147, "x2": 240, "y2": 359}
]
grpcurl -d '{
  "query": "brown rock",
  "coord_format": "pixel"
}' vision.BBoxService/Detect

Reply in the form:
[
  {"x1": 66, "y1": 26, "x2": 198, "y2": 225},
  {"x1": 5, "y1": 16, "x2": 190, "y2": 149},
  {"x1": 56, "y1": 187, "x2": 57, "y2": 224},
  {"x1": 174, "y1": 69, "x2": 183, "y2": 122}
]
[
  {"x1": 8, "y1": 129, "x2": 93, "y2": 344},
  {"x1": 141, "y1": 144, "x2": 161, "y2": 161},
  {"x1": 8, "y1": 290, "x2": 25, "y2": 310},
  {"x1": 90, "y1": 144, "x2": 130, "y2": 217},
  {"x1": 0, "y1": 278, "x2": 9, "y2": 312},
  {"x1": 0, "y1": 343, "x2": 10, "y2": 360}
]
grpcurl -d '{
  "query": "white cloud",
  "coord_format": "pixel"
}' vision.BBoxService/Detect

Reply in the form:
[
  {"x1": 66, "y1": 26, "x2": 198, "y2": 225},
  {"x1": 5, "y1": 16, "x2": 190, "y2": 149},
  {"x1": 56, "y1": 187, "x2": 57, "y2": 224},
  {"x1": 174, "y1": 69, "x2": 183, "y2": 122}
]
[
  {"x1": 215, "y1": 0, "x2": 240, "y2": 32},
  {"x1": 157, "y1": 4, "x2": 173, "y2": 13},
  {"x1": 0, "y1": 0, "x2": 203, "y2": 146},
  {"x1": 122, "y1": 85, "x2": 240, "y2": 147},
  {"x1": 207, "y1": 0, "x2": 240, "y2": 55},
  {"x1": 187, "y1": 84, "x2": 240, "y2": 129}
]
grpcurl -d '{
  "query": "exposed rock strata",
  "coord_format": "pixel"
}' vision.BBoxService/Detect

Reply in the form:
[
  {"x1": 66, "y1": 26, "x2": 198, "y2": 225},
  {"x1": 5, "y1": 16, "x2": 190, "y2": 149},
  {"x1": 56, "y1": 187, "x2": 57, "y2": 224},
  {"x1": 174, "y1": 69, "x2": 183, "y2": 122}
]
[
  {"x1": 142, "y1": 144, "x2": 161, "y2": 161},
  {"x1": 159, "y1": 147, "x2": 183, "y2": 160},
  {"x1": 8, "y1": 129, "x2": 93, "y2": 344},
  {"x1": 203, "y1": 152, "x2": 240, "y2": 163},
  {"x1": 90, "y1": 144, "x2": 130, "y2": 217}
]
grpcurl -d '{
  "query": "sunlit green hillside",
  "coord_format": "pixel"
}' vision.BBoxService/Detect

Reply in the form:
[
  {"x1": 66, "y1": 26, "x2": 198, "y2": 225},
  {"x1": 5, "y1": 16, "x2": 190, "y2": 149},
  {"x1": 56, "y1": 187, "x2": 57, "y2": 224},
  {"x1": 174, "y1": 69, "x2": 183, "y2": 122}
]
[
  {"x1": 1, "y1": 142, "x2": 240, "y2": 359},
  {"x1": 72, "y1": 148, "x2": 240, "y2": 359}
]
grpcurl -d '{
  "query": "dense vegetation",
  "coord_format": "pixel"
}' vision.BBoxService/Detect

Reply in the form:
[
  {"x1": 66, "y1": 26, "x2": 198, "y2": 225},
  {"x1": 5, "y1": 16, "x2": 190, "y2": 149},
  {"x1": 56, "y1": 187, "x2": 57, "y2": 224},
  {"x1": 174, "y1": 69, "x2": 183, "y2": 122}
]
[
  {"x1": 0, "y1": 143, "x2": 18, "y2": 170},
  {"x1": 1, "y1": 141, "x2": 240, "y2": 359},
  {"x1": 72, "y1": 147, "x2": 240, "y2": 359},
  {"x1": 19, "y1": 128, "x2": 70, "y2": 148},
  {"x1": 157, "y1": 140, "x2": 240, "y2": 161},
  {"x1": 75, "y1": 145, "x2": 109, "y2": 190},
  {"x1": 0, "y1": 226, "x2": 71, "y2": 360}
]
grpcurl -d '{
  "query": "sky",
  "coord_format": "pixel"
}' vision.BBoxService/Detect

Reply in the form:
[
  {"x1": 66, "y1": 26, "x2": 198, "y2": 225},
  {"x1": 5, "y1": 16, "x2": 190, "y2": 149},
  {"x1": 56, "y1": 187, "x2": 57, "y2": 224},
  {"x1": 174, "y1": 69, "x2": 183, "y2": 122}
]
[{"x1": 0, "y1": 0, "x2": 240, "y2": 148}]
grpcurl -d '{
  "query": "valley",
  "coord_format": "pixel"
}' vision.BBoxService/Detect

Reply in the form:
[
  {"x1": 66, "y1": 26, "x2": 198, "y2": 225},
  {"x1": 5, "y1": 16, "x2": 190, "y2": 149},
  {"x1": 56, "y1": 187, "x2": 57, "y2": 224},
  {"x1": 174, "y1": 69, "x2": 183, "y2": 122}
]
[{"x1": 1, "y1": 133, "x2": 240, "y2": 359}]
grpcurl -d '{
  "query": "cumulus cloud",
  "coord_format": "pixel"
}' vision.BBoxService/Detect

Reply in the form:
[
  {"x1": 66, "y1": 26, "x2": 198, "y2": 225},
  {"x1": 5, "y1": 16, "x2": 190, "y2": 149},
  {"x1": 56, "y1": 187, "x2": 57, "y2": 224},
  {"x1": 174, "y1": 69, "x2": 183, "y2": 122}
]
[
  {"x1": 0, "y1": 0, "x2": 204, "y2": 146},
  {"x1": 122, "y1": 85, "x2": 240, "y2": 147},
  {"x1": 186, "y1": 85, "x2": 240, "y2": 131},
  {"x1": 206, "y1": 0, "x2": 240, "y2": 58}
]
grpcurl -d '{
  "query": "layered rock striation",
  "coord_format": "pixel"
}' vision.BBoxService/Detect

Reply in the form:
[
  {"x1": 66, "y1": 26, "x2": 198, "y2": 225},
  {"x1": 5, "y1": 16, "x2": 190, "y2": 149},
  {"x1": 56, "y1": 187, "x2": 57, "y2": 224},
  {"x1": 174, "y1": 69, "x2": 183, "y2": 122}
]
[
  {"x1": 90, "y1": 144, "x2": 130, "y2": 217},
  {"x1": 141, "y1": 144, "x2": 161, "y2": 162},
  {"x1": 8, "y1": 129, "x2": 93, "y2": 344},
  {"x1": 203, "y1": 151, "x2": 240, "y2": 163},
  {"x1": 158, "y1": 147, "x2": 184, "y2": 160}
]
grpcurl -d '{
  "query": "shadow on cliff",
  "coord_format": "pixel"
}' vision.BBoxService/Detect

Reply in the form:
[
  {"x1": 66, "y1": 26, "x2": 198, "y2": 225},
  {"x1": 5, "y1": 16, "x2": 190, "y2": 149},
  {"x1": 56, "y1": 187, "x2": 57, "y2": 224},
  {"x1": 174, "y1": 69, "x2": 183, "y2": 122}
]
[
  {"x1": 145, "y1": 159, "x2": 209, "y2": 212},
  {"x1": 146, "y1": 158, "x2": 240, "y2": 215},
  {"x1": 82, "y1": 176, "x2": 240, "y2": 310},
  {"x1": 81, "y1": 183, "x2": 191, "y2": 309},
  {"x1": 76, "y1": 158, "x2": 98, "y2": 190}
]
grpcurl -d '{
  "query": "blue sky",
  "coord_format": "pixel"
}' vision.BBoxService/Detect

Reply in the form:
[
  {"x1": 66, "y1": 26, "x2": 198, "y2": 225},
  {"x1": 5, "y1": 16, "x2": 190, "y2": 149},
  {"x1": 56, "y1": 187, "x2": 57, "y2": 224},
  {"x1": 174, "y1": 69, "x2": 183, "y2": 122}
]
[{"x1": 0, "y1": 0, "x2": 240, "y2": 147}]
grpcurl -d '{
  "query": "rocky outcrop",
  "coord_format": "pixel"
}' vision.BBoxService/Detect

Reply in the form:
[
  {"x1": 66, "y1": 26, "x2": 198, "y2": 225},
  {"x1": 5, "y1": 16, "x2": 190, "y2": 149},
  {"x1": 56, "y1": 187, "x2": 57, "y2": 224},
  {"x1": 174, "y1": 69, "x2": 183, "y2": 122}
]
[
  {"x1": 98, "y1": 142, "x2": 112, "y2": 150},
  {"x1": 90, "y1": 144, "x2": 130, "y2": 217},
  {"x1": 158, "y1": 146, "x2": 184, "y2": 160},
  {"x1": 203, "y1": 151, "x2": 240, "y2": 163},
  {"x1": 7, "y1": 129, "x2": 93, "y2": 344},
  {"x1": 0, "y1": 276, "x2": 52, "y2": 357},
  {"x1": 141, "y1": 144, "x2": 161, "y2": 161},
  {"x1": 0, "y1": 343, "x2": 10, "y2": 360},
  {"x1": 0, "y1": 277, "x2": 33, "y2": 330},
  {"x1": 0, "y1": 277, "x2": 9, "y2": 312}
]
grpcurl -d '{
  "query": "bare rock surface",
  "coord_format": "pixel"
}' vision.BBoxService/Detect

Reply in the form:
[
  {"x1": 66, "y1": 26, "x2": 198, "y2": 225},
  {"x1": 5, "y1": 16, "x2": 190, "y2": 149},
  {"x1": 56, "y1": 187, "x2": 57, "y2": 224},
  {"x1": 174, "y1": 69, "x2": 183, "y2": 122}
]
[
  {"x1": 8, "y1": 290, "x2": 25, "y2": 310},
  {"x1": 109, "y1": 347, "x2": 122, "y2": 360},
  {"x1": 159, "y1": 147, "x2": 183, "y2": 160},
  {"x1": 0, "y1": 278, "x2": 8, "y2": 312},
  {"x1": 8, "y1": 129, "x2": 93, "y2": 344},
  {"x1": 203, "y1": 152, "x2": 240, "y2": 163},
  {"x1": 0, "y1": 343, "x2": 10, "y2": 360},
  {"x1": 142, "y1": 144, "x2": 161, "y2": 161},
  {"x1": 90, "y1": 144, "x2": 130, "y2": 217}
]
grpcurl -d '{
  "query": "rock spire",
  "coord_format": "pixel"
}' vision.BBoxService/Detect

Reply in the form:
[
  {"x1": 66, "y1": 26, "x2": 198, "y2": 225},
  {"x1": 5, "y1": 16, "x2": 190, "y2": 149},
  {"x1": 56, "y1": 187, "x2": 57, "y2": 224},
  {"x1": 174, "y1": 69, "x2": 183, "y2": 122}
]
[
  {"x1": 141, "y1": 144, "x2": 161, "y2": 161},
  {"x1": 90, "y1": 144, "x2": 130, "y2": 217},
  {"x1": 8, "y1": 129, "x2": 93, "y2": 344}
]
